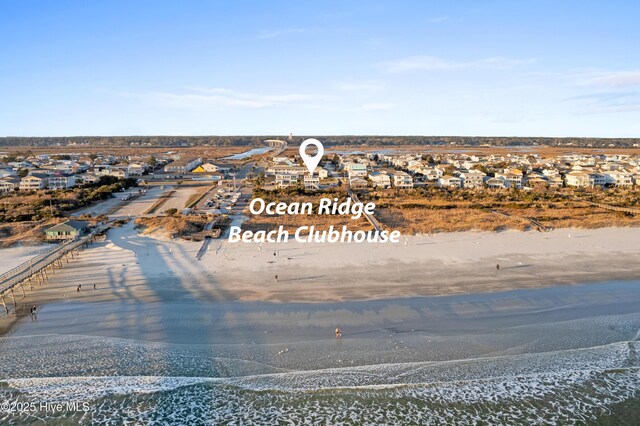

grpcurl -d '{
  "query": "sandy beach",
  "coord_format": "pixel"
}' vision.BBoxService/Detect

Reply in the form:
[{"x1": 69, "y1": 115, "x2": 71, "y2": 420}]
[{"x1": 2, "y1": 223, "x2": 640, "y2": 336}]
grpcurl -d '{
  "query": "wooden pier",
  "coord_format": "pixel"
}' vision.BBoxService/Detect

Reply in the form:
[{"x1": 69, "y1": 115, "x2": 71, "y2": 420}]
[{"x1": 0, "y1": 222, "x2": 111, "y2": 314}]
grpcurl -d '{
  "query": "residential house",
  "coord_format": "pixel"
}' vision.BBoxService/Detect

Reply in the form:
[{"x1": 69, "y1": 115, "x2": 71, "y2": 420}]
[
  {"x1": 127, "y1": 163, "x2": 146, "y2": 176},
  {"x1": 605, "y1": 171, "x2": 634, "y2": 186},
  {"x1": 164, "y1": 157, "x2": 202, "y2": 173},
  {"x1": 303, "y1": 174, "x2": 320, "y2": 190},
  {"x1": 459, "y1": 170, "x2": 486, "y2": 188},
  {"x1": 192, "y1": 162, "x2": 220, "y2": 173},
  {"x1": 317, "y1": 168, "x2": 329, "y2": 179},
  {"x1": 485, "y1": 177, "x2": 506, "y2": 189},
  {"x1": 393, "y1": 171, "x2": 413, "y2": 189},
  {"x1": 369, "y1": 171, "x2": 391, "y2": 188},
  {"x1": 495, "y1": 172, "x2": 523, "y2": 189},
  {"x1": 346, "y1": 163, "x2": 368, "y2": 179},
  {"x1": 48, "y1": 173, "x2": 77, "y2": 189},
  {"x1": 19, "y1": 173, "x2": 49, "y2": 190},
  {"x1": 349, "y1": 177, "x2": 368, "y2": 190},
  {"x1": 275, "y1": 173, "x2": 298, "y2": 188},
  {"x1": 0, "y1": 177, "x2": 20, "y2": 192},
  {"x1": 44, "y1": 220, "x2": 89, "y2": 241},
  {"x1": 438, "y1": 175, "x2": 462, "y2": 189}
]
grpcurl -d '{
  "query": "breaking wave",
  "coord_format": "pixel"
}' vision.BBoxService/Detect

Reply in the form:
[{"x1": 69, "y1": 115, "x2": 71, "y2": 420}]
[{"x1": 1, "y1": 340, "x2": 639, "y2": 424}]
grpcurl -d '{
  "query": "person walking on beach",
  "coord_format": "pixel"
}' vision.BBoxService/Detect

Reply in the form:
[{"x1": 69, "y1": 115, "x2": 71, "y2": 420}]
[
  {"x1": 274, "y1": 275, "x2": 278, "y2": 283},
  {"x1": 77, "y1": 284, "x2": 82, "y2": 292},
  {"x1": 335, "y1": 327, "x2": 342, "y2": 339},
  {"x1": 496, "y1": 264, "x2": 500, "y2": 271},
  {"x1": 93, "y1": 283, "x2": 96, "y2": 290}
]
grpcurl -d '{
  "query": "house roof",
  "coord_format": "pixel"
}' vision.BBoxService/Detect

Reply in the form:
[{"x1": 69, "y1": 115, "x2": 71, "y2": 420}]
[
  {"x1": 25, "y1": 173, "x2": 50, "y2": 179},
  {"x1": 45, "y1": 220, "x2": 88, "y2": 233}
]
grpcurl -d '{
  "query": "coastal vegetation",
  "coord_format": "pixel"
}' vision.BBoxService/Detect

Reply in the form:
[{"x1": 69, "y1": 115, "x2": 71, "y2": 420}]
[
  {"x1": 134, "y1": 215, "x2": 211, "y2": 239},
  {"x1": 245, "y1": 186, "x2": 640, "y2": 234},
  {"x1": 0, "y1": 176, "x2": 137, "y2": 222}
]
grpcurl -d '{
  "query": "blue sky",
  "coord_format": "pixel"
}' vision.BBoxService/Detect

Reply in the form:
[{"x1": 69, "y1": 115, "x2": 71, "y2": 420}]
[{"x1": 1, "y1": 0, "x2": 639, "y2": 137}]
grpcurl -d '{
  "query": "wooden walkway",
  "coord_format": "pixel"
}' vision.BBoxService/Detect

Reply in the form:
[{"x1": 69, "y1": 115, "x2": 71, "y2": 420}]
[
  {"x1": 583, "y1": 201, "x2": 640, "y2": 215},
  {"x1": 0, "y1": 222, "x2": 111, "y2": 314},
  {"x1": 348, "y1": 190, "x2": 383, "y2": 232}
]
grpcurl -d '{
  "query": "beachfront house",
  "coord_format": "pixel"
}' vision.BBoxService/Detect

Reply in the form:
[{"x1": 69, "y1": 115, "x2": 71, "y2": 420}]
[
  {"x1": 44, "y1": 220, "x2": 89, "y2": 241},
  {"x1": 47, "y1": 173, "x2": 77, "y2": 189},
  {"x1": 19, "y1": 173, "x2": 49, "y2": 190}
]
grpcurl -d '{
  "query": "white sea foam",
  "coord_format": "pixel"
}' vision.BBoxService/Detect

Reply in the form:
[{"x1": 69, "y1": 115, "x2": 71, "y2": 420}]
[{"x1": 2, "y1": 341, "x2": 639, "y2": 424}]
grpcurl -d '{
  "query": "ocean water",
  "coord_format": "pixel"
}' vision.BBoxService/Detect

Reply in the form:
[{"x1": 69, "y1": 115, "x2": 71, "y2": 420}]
[
  {"x1": 1, "y1": 332, "x2": 640, "y2": 423},
  {"x1": 2, "y1": 282, "x2": 640, "y2": 424}
]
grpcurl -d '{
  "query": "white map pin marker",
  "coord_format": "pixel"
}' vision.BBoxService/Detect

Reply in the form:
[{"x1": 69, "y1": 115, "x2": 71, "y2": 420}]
[{"x1": 299, "y1": 138, "x2": 324, "y2": 174}]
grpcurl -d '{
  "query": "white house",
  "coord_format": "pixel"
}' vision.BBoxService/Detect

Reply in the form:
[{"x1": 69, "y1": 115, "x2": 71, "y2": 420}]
[
  {"x1": 438, "y1": 175, "x2": 462, "y2": 188},
  {"x1": 275, "y1": 172, "x2": 298, "y2": 188},
  {"x1": 48, "y1": 173, "x2": 76, "y2": 189},
  {"x1": 94, "y1": 165, "x2": 129, "y2": 179},
  {"x1": 346, "y1": 163, "x2": 368, "y2": 179},
  {"x1": 495, "y1": 172, "x2": 523, "y2": 189},
  {"x1": 393, "y1": 171, "x2": 413, "y2": 189},
  {"x1": 485, "y1": 177, "x2": 506, "y2": 189},
  {"x1": 127, "y1": 163, "x2": 146, "y2": 176},
  {"x1": 192, "y1": 162, "x2": 220, "y2": 173},
  {"x1": 459, "y1": 170, "x2": 486, "y2": 188},
  {"x1": 605, "y1": 171, "x2": 634, "y2": 186},
  {"x1": 565, "y1": 171, "x2": 597, "y2": 188},
  {"x1": 369, "y1": 171, "x2": 391, "y2": 188},
  {"x1": 317, "y1": 168, "x2": 329, "y2": 179},
  {"x1": 0, "y1": 177, "x2": 19, "y2": 192},
  {"x1": 303, "y1": 174, "x2": 320, "y2": 190}
]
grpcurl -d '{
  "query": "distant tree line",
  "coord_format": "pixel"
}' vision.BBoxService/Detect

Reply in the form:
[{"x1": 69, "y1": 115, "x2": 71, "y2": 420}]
[{"x1": 1, "y1": 135, "x2": 639, "y2": 148}]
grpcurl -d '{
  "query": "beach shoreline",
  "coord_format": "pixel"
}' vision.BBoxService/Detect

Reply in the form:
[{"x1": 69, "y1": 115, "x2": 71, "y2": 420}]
[{"x1": 1, "y1": 224, "x2": 640, "y2": 337}]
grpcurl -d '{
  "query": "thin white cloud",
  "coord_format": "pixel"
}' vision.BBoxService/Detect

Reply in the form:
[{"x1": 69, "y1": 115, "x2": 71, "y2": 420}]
[
  {"x1": 380, "y1": 55, "x2": 535, "y2": 73},
  {"x1": 124, "y1": 87, "x2": 331, "y2": 109},
  {"x1": 566, "y1": 90, "x2": 640, "y2": 114},
  {"x1": 577, "y1": 71, "x2": 640, "y2": 88}
]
